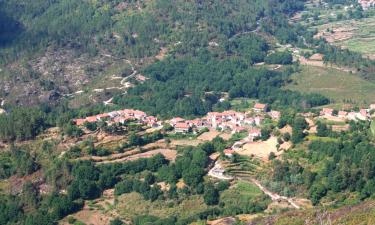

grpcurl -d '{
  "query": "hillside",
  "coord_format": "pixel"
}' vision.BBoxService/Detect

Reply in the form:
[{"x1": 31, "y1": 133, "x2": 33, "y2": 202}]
[
  {"x1": 251, "y1": 199, "x2": 375, "y2": 225},
  {"x1": 2, "y1": 1, "x2": 375, "y2": 225},
  {"x1": 0, "y1": 0, "x2": 274, "y2": 106}
]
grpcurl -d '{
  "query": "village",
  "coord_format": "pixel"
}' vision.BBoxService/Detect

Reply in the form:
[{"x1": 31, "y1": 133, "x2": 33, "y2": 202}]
[
  {"x1": 72, "y1": 102, "x2": 375, "y2": 162},
  {"x1": 73, "y1": 103, "x2": 279, "y2": 142}
]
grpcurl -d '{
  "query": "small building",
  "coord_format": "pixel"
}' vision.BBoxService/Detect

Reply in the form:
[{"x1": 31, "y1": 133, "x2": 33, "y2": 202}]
[
  {"x1": 370, "y1": 104, "x2": 375, "y2": 110},
  {"x1": 86, "y1": 116, "x2": 98, "y2": 123},
  {"x1": 269, "y1": 110, "x2": 281, "y2": 120},
  {"x1": 133, "y1": 110, "x2": 147, "y2": 119},
  {"x1": 74, "y1": 118, "x2": 86, "y2": 126},
  {"x1": 254, "y1": 116, "x2": 263, "y2": 126},
  {"x1": 347, "y1": 112, "x2": 357, "y2": 121},
  {"x1": 97, "y1": 113, "x2": 110, "y2": 121},
  {"x1": 248, "y1": 128, "x2": 261, "y2": 138},
  {"x1": 224, "y1": 149, "x2": 235, "y2": 157},
  {"x1": 338, "y1": 111, "x2": 348, "y2": 118},
  {"x1": 170, "y1": 117, "x2": 185, "y2": 126},
  {"x1": 358, "y1": 109, "x2": 369, "y2": 120},
  {"x1": 232, "y1": 126, "x2": 247, "y2": 134},
  {"x1": 309, "y1": 53, "x2": 324, "y2": 61},
  {"x1": 320, "y1": 108, "x2": 334, "y2": 116},
  {"x1": 174, "y1": 122, "x2": 190, "y2": 133},
  {"x1": 253, "y1": 103, "x2": 268, "y2": 112}
]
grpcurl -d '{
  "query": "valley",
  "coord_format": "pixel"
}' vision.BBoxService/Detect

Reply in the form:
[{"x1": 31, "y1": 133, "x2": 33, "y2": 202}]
[{"x1": 1, "y1": 0, "x2": 375, "y2": 225}]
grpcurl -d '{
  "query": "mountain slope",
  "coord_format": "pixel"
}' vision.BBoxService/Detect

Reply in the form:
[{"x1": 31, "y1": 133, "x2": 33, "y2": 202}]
[{"x1": 0, "y1": 0, "x2": 308, "y2": 108}]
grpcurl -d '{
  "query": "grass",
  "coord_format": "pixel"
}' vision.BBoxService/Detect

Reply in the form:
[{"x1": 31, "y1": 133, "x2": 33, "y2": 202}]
[
  {"x1": 0, "y1": 180, "x2": 9, "y2": 193},
  {"x1": 286, "y1": 65, "x2": 375, "y2": 105},
  {"x1": 220, "y1": 181, "x2": 267, "y2": 207},
  {"x1": 230, "y1": 98, "x2": 256, "y2": 112},
  {"x1": 371, "y1": 120, "x2": 375, "y2": 138},
  {"x1": 268, "y1": 200, "x2": 375, "y2": 225},
  {"x1": 316, "y1": 15, "x2": 375, "y2": 55},
  {"x1": 306, "y1": 134, "x2": 337, "y2": 142},
  {"x1": 116, "y1": 192, "x2": 209, "y2": 221}
]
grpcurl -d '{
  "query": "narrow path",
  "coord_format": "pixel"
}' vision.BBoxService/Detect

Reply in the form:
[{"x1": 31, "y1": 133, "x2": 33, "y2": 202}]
[
  {"x1": 120, "y1": 59, "x2": 137, "y2": 86},
  {"x1": 249, "y1": 178, "x2": 301, "y2": 209}
]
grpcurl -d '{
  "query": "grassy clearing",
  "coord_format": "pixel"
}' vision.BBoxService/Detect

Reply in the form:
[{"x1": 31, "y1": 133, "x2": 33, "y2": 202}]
[
  {"x1": 220, "y1": 181, "x2": 268, "y2": 208},
  {"x1": 116, "y1": 192, "x2": 208, "y2": 221},
  {"x1": 371, "y1": 120, "x2": 375, "y2": 138},
  {"x1": 286, "y1": 65, "x2": 375, "y2": 105},
  {"x1": 230, "y1": 98, "x2": 256, "y2": 112},
  {"x1": 306, "y1": 134, "x2": 337, "y2": 142}
]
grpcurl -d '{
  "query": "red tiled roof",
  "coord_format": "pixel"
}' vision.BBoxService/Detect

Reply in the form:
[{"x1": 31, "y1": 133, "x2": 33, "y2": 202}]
[
  {"x1": 97, "y1": 113, "x2": 110, "y2": 118},
  {"x1": 86, "y1": 116, "x2": 97, "y2": 123},
  {"x1": 338, "y1": 111, "x2": 348, "y2": 116},
  {"x1": 224, "y1": 149, "x2": 235, "y2": 155},
  {"x1": 74, "y1": 119, "x2": 86, "y2": 126},
  {"x1": 322, "y1": 108, "x2": 334, "y2": 114},
  {"x1": 254, "y1": 103, "x2": 267, "y2": 109},
  {"x1": 175, "y1": 122, "x2": 190, "y2": 129}
]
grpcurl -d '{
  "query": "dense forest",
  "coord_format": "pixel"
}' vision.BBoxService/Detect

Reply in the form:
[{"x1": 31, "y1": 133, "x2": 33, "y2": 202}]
[
  {"x1": 114, "y1": 51, "x2": 328, "y2": 117},
  {"x1": 0, "y1": 0, "x2": 306, "y2": 63}
]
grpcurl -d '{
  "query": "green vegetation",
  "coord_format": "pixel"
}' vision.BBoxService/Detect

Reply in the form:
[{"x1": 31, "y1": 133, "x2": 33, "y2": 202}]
[
  {"x1": 219, "y1": 181, "x2": 270, "y2": 215},
  {"x1": 266, "y1": 120, "x2": 375, "y2": 205},
  {"x1": 371, "y1": 120, "x2": 375, "y2": 138},
  {"x1": 286, "y1": 65, "x2": 375, "y2": 104},
  {"x1": 3, "y1": 0, "x2": 375, "y2": 224}
]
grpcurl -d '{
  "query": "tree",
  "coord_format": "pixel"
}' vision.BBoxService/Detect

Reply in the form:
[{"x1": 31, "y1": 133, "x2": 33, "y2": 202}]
[
  {"x1": 182, "y1": 167, "x2": 205, "y2": 187},
  {"x1": 144, "y1": 172, "x2": 155, "y2": 185},
  {"x1": 291, "y1": 117, "x2": 307, "y2": 144},
  {"x1": 203, "y1": 183, "x2": 219, "y2": 205},
  {"x1": 309, "y1": 183, "x2": 327, "y2": 205},
  {"x1": 268, "y1": 152, "x2": 276, "y2": 160},
  {"x1": 110, "y1": 218, "x2": 124, "y2": 225},
  {"x1": 261, "y1": 128, "x2": 271, "y2": 141},
  {"x1": 316, "y1": 121, "x2": 329, "y2": 137},
  {"x1": 129, "y1": 132, "x2": 142, "y2": 146}
]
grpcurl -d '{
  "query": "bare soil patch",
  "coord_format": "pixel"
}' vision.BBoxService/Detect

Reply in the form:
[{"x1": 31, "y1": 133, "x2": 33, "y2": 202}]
[
  {"x1": 207, "y1": 217, "x2": 236, "y2": 225},
  {"x1": 238, "y1": 137, "x2": 282, "y2": 160},
  {"x1": 155, "y1": 47, "x2": 168, "y2": 60},
  {"x1": 198, "y1": 130, "x2": 221, "y2": 141},
  {"x1": 315, "y1": 26, "x2": 356, "y2": 43},
  {"x1": 219, "y1": 132, "x2": 233, "y2": 141},
  {"x1": 97, "y1": 149, "x2": 177, "y2": 164},
  {"x1": 170, "y1": 139, "x2": 203, "y2": 147},
  {"x1": 279, "y1": 125, "x2": 292, "y2": 134}
]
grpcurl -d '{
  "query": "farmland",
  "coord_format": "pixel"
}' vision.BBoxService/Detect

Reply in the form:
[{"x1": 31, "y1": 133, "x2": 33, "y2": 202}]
[{"x1": 286, "y1": 65, "x2": 375, "y2": 105}]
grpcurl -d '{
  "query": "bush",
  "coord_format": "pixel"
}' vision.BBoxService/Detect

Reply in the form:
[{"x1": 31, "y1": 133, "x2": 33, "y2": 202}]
[
  {"x1": 110, "y1": 218, "x2": 124, "y2": 225},
  {"x1": 67, "y1": 217, "x2": 76, "y2": 224}
]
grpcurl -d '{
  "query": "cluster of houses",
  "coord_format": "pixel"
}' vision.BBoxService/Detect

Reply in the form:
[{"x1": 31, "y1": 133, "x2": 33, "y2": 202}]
[
  {"x1": 168, "y1": 103, "x2": 281, "y2": 136},
  {"x1": 73, "y1": 103, "x2": 281, "y2": 140},
  {"x1": 358, "y1": 0, "x2": 375, "y2": 10},
  {"x1": 320, "y1": 104, "x2": 375, "y2": 121},
  {"x1": 73, "y1": 109, "x2": 160, "y2": 128}
]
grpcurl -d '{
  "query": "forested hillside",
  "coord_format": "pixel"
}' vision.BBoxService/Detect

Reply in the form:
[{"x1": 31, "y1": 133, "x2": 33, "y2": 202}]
[{"x1": 0, "y1": 0, "x2": 319, "y2": 111}]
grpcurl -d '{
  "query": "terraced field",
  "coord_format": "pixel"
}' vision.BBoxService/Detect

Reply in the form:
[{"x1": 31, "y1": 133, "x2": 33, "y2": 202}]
[{"x1": 316, "y1": 15, "x2": 375, "y2": 57}]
